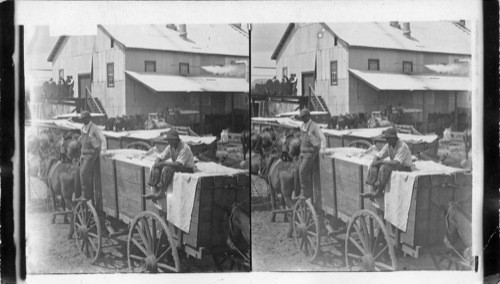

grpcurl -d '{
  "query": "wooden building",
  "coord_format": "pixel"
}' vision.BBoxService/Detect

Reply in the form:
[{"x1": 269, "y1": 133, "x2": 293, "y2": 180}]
[
  {"x1": 271, "y1": 22, "x2": 472, "y2": 123},
  {"x1": 47, "y1": 24, "x2": 249, "y2": 133}
]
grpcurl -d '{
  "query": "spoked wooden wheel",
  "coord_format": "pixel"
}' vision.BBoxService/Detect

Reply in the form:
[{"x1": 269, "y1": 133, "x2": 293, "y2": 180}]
[
  {"x1": 73, "y1": 200, "x2": 102, "y2": 264},
  {"x1": 348, "y1": 140, "x2": 372, "y2": 149},
  {"x1": 127, "y1": 211, "x2": 181, "y2": 273},
  {"x1": 126, "y1": 141, "x2": 152, "y2": 151},
  {"x1": 345, "y1": 210, "x2": 397, "y2": 271},
  {"x1": 292, "y1": 198, "x2": 320, "y2": 262}
]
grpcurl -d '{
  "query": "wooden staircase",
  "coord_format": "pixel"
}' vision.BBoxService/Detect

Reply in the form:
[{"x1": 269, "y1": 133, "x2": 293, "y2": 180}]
[
  {"x1": 85, "y1": 87, "x2": 107, "y2": 116},
  {"x1": 310, "y1": 95, "x2": 330, "y2": 115}
]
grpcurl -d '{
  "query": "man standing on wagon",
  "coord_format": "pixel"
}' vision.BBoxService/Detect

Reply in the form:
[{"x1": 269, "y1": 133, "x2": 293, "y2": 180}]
[
  {"x1": 79, "y1": 110, "x2": 107, "y2": 200},
  {"x1": 361, "y1": 128, "x2": 413, "y2": 202},
  {"x1": 296, "y1": 108, "x2": 326, "y2": 206},
  {"x1": 146, "y1": 129, "x2": 195, "y2": 200}
]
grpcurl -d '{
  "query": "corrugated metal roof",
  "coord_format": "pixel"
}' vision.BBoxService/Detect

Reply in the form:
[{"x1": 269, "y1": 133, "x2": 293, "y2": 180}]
[
  {"x1": 324, "y1": 21, "x2": 470, "y2": 55},
  {"x1": 101, "y1": 25, "x2": 248, "y2": 57},
  {"x1": 125, "y1": 71, "x2": 248, "y2": 93},
  {"x1": 349, "y1": 69, "x2": 471, "y2": 91}
]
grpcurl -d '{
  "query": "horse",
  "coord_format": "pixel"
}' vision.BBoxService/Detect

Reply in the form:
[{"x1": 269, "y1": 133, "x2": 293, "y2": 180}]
[
  {"x1": 259, "y1": 135, "x2": 301, "y2": 225},
  {"x1": 45, "y1": 138, "x2": 82, "y2": 239},
  {"x1": 213, "y1": 202, "x2": 250, "y2": 271},
  {"x1": 431, "y1": 200, "x2": 473, "y2": 270}
]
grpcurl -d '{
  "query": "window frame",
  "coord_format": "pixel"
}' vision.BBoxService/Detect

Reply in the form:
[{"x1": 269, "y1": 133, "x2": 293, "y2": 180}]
[
  {"x1": 144, "y1": 60, "x2": 157, "y2": 73},
  {"x1": 179, "y1": 63, "x2": 189, "y2": 75},
  {"x1": 368, "y1": 59, "x2": 380, "y2": 71},
  {"x1": 330, "y1": 60, "x2": 338, "y2": 85},
  {"x1": 282, "y1": 67, "x2": 288, "y2": 77},
  {"x1": 402, "y1": 61, "x2": 413, "y2": 73},
  {"x1": 111, "y1": 39, "x2": 114, "y2": 48},
  {"x1": 107, "y1": 63, "x2": 114, "y2": 88},
  {"x1": 59, "y1": 69, "x2": 64, "y2": 80}
]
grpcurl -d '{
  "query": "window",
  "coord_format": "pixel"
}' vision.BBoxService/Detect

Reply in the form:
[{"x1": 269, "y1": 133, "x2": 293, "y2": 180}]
[
  {"x1": 111, "y1": 39, "x2": 114, "y2": 48},
  {"x1": 145, "y1": 61, "x2": 156, "y2": 72},
  {"x1": 368, "y1": 59, "x2": 380, "y2": 71},
  {"x1": 403, "y1": 61, "x2": 413, "y2": 73},
  {"x1": 334, "y1": 37, "x2": 338, "y2": 46},
  {"x1": 330, "y1": 61, "x2": 338, "y2": 85},
  {"x1": 107, "y1": 63, "x2": 114, "y2": 87},
  {"x1": 282, "y1": 67, "x2": 288, "y2": 77},
  {"x1": 59, "y1": 69, "x2": 64, "y2": 80},
  {"x1": 179, "y1": 63, "x2": 189, "y2": 75}
]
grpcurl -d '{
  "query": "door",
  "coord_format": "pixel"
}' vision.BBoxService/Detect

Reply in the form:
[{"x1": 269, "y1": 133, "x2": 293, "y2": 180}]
[
  {"x1": 78, "y1": 74, "x2": 91, "y2": 99},
  {"x1": 301, "y1": 72, "x2": 315, "y2": 97}
]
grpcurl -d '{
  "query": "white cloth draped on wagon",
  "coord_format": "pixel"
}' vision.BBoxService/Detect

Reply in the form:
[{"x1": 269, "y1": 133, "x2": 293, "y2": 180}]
[
  {"x1": 105, "y1": 148, "x2": 244, "y2": 233},
  {"x1": 323, "y1": 147, "x2": 467, "y2": 232}
]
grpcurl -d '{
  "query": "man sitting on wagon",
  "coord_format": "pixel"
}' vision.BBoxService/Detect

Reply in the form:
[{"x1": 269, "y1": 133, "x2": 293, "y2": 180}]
[
  {"x1": 361, "y1": 128, "x2": 412, "y2": 203},
  {"x1": 146, "y1": 129, "x2": 195, "y2": 200}
]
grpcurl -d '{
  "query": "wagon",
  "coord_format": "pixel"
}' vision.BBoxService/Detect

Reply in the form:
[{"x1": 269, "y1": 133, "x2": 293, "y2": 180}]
[
  {"x1": 291, "y1": 147, "x2": 472, "y2": 271},
  {"x1": 73, "y1": 149, "x2": 249, "y2": 272}
]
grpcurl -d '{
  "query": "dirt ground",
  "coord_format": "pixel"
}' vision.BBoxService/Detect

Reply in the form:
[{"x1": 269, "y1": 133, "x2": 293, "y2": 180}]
[
  {"x1": 251, "y1": 141, "x2": 471, "y2": 272},
  {"x1": 26, "y1": 143, "x2": 247, "y2": 275}
]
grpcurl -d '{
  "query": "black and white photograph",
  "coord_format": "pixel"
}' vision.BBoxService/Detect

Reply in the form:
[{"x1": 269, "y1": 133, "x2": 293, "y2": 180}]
[
  {"x1": 250, "y1": 21, "x2": 475, "y2": 272},
  {"x1": 24, "y1": 23, "x2": 251, "y2": 274}
]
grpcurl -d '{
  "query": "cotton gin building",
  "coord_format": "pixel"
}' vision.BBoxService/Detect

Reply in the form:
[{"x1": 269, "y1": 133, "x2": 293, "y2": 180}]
[
  {"x1": 47, "y1": 24, "x2": 249, "y2": 134},
  {"x1": 271, "y1": 22, "x2": 472, "y2": 130}
]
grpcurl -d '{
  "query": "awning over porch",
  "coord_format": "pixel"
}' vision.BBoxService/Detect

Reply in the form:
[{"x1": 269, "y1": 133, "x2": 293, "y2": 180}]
[
  {"x1": 349, "y1": 69, "x2": 471, "y2": 92},
  {"x1": 125, "y1": 71, "x2": 248, "y2": 93}
]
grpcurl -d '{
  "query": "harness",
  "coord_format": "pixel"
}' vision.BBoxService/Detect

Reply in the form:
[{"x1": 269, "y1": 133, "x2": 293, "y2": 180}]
[{"x1": 224, "y1": 202, "x2": 250, "y2": 264}]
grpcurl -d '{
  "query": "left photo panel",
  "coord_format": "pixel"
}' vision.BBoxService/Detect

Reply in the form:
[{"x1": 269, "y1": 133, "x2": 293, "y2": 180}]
[{"x1": 24, "y1": 24, "x2": 251, "y2": 273}]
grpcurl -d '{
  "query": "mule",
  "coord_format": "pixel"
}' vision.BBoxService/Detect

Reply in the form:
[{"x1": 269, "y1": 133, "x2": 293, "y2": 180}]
[
  {"x1": 213, "y1": 202, "x2": 250, "y2": 271},
  {"x1": 45, "y1": 139, "x2": 82, "y2": 238}
]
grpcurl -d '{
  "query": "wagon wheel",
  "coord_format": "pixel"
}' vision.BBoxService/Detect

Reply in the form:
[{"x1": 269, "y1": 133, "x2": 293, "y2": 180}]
[
  {"x1": 126, "y1": 141, "x2": 152, "y2": 151},
  {"x1": 292, "y1": 198, "x2": 320, "y2": 262},
  {"x1": 348, "y1": 140, "x2": 372, "y2": 149},
  {"x1": 73, "y1": 199, "x2": 102, "y2": 264},
  {"x1": 127, "y1": 211, "x2": 181, "y2": 273},
  {"x1": 345, "y1": 209, "x2": 397, "y2": 271}
]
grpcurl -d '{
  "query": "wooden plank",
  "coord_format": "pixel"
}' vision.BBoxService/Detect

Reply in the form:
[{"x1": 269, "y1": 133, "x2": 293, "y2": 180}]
[
  {"x1": 100, "y1": 156, "x2": 118, "y2": 218},
  {"x1": 106, "y1": 137, "x2": 122, "y2": 150},
  {"x1": 320, "y1": 154, "x2": 336, "y2": 214},
  {"x1": 115, "y1": 160, "x2": 144, "y2": 220}
]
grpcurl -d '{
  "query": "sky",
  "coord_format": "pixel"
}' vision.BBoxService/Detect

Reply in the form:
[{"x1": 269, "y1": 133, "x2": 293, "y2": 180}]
[{"x1": 251, "y1": 23, "x2": 288, "y2": 82}]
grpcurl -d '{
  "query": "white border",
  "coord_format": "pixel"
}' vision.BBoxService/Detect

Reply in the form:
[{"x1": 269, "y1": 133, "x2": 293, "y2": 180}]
[{"x1": 16, "y1": 1, "x2": 483, "y2": 283}]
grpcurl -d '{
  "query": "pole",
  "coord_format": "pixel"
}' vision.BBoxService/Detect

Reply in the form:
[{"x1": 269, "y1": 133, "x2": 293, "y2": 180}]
[
  {"x1": 454, "y1": 91, "x2": 458, "y2": 130},
  {"x1": 422, "y1": 92, "x2": 427, "y2": 134},
  {"x1": 199, "y1": 93, "x2": 204, "y2": 135},
  {"x1": 231, "y1": 93, "x2": 235, "y2": 131}
]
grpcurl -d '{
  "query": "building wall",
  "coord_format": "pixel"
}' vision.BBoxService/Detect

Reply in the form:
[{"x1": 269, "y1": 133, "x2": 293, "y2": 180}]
[
  {"x1": 348, "y1": 48, "x2": 470, "y2": 74},
  {"x1": 91, "y1": 28, "x2": 127, "y2": 117},
  {"x1": 51, "y1": 36, "x2": 95, "y2": 98},
  {"x1": 125, "y1": 49, "x2": 247, "y2": 78}
]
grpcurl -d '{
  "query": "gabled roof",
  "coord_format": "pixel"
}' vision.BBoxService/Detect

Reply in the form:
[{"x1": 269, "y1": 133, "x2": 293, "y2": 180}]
[
  {"x1": 47, "y1": 24, "x2": 249, "y2": 63},
  {"x1": 125, "y1": 71, "x2": 248, "y2": 93},
  {"x1": 272, "y1": 22, "x2": 470, "y2": 60},
  {"x1": 100, "y1": 24, "x2": 248, "y2": 57}
]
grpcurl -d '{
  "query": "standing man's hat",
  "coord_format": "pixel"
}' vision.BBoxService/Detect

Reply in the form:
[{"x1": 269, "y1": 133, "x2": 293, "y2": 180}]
[
  {"x1": 165, "y1": 129, "x2": 180, "y2": 140},
  {"x1": 299, "y1": 108, "x2": 311, "y2": 117},
  {"x1": 383, "y1": 128, "x2": 398, "y2": 139},
  {"x1": 80, "y1": 111, "x2": 91, "y2": 119}
]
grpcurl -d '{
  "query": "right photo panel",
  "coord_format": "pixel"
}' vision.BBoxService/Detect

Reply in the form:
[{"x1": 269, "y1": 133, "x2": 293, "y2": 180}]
[{"x1": 250, "y1": 22, "x2": 473, "y2": 272}]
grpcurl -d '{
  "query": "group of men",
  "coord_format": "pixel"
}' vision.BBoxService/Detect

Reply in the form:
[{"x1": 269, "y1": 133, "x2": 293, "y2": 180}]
[
  {"x1": 294, "y1": 108, "x2": 413, "y2": 209},
  {"x1": 77, "y1": 108, "x2": 411, "y2": 210},
  {"x1": 76, "y1": 111, "x2": 194, "y2": 202}
]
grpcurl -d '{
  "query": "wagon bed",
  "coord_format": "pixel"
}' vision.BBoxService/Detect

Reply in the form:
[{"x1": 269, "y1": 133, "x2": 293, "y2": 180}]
[
  {"x1": 97, "y1": 149, "x2": 249, "y2": 262},
  {"x1": 318, "y1": 147, "x2": 472, "y2": 259}
]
